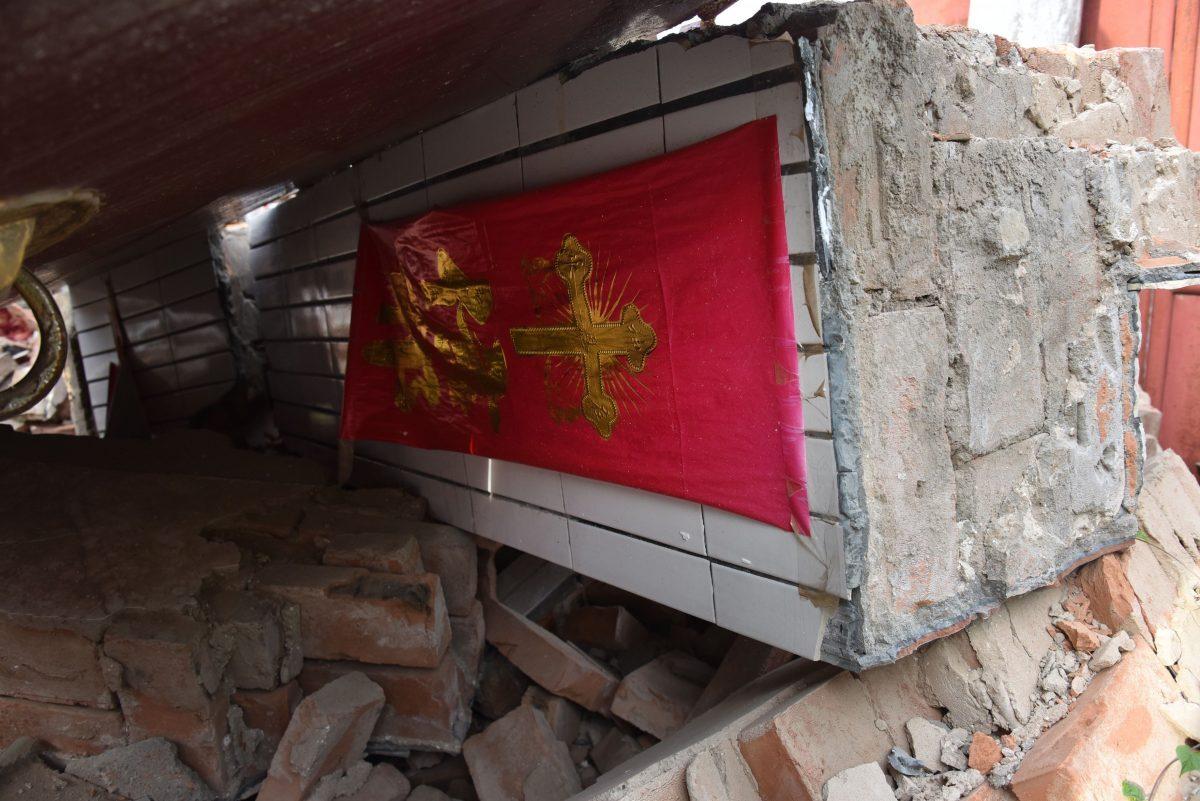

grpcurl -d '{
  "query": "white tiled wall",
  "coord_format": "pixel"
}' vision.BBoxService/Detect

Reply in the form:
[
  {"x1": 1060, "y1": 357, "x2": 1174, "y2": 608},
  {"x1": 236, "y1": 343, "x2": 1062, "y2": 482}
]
[
  {"x1": 247, "y1": 33, "x2": 843, "y2": 658},
  {"x1": 68, "y1": 232, "x2": 233, "y2": 436}
]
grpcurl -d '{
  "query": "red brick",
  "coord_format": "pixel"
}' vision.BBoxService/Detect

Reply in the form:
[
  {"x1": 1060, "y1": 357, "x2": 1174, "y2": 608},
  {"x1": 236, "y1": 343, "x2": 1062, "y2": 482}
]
[
  {"x1": 103, "y1": 610, "x2": 224, "y2": 711},
  {"x1": 612, "y1": 652, "x2": 711, "y2": 739},
  {"x1": 409, "y1": 523, "x2": 478, "y2": 617},
  {"x1": 1012, "y1": 639, "x2": 1181, "y2": 801},
  {"x1": 1078, "y1": 554, "x2": 1141, "y2": 634},
  {"x1": 563, "y1": 605, "x2": 650, "y2": 652},
  {"x1": 298, "y1": 654, "x2": 471, "y2": 754},
  {"x1": 968, "y1": 732, "x2": 1002, "y2": 773},
  {"x1": 690, "y1": 636, "x2": 794, "y2": 721},
  {"x1": 0, "y1": 618, "x2": 114, "y2": 709},
  {"x1": 256, "y1": 563, "x2": 450, "y2": 667},
  {"x1": 476, "y1": 649, "x2": 530, "y2": 720},
  {"x1": 258, "y1": 672, "x2": 385, "y2": 801},
  {"x1": 522, "y1": 686, "x2": 582, "y2": 743},
  {"x1": 1054, "y1": 620, "x2": 1101, "y2": 652},
  {"x1": 450, "y1": 600, "x2": 485, "y2": 686},
  {"x1": 120, "y1": 688, "x2": 239, "y2": 796},
  {"x1": 0, "y1": 696, "x2": 125, "y2": 755},
  {"x1": 484, "y1": 598, "x2": 619, "y2": 714},
  {"x1": 323, "y1": 530, "x2": 424, "y2": 575},
  {"x1": 590, "y1": 726, "x2": 642, "y2": 773},
  {"x1": 234, "y1": 681, "x2": 303, "y2": 754},
  {"x1": 462, "y1": 704, "x2": 581, "y2": 801}
]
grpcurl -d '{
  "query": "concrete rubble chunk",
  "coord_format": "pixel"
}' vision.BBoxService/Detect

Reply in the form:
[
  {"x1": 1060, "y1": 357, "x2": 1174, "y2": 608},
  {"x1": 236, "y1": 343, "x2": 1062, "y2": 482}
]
[
  {"x1": 450, "y1": 601, "x2": 486, "y2": 685},
  {"x1": 1012, "y1": 639, "x2": 1181, "y2": 801},
  {"x1": 0, "y1": 737, "x2": 122, "y2": 800},
  {"x1": 256, "y1": 563, "x2": 450, "y2": 667},
  {"x1": 484, "y1": 598, "x2": 619, "y2": 714},
  {"x1": 611, "y1": 651, "x2": 712, "y2": 739},
  {"x1": 689, "y1": 636, "x2": 794, "y2": 722},
  {"x1": 906, "y1": 717, "x2": 950, "y2": 771},
  {"x1": 685, "y1": 742, "x2": 763, "y2": 801},
  {"x1": 1089, "y1": 631, "x2": 1134, "y2": 671},
  {"x1": 257, "y1": 672, "x2": 386, "y2": 801},
  {"x1": 919, "y1": 634, "x2": 992, "y2": 732},
  {"x1": 119, "y1": 689, "x2": 240, "y2": 796},
  {"x1": 323, "y1": 530, "x2": 425, "y2": 575},
  {"x1": 64, "y1": 737, "x2": 216, "y2": 801},
  {"x1": 299, "y1": 655, "x2": 472, "y2": 754},
  {"x1": 941, "y1": 728, "x2": 971, "y2": 772},
  {"x1": 103, "y1": 609, "x2": 225, "y2": 710},
  {"x1": 589, "y1": 726, "x2": 642, "y2": 774},
  {"x1": 1162, "y1": 701, "x2": 1200, "y2": 741},
  {"x1": 1153, "y1": 627, "x2": 1182, "y2": 666},
  {"x1": 204, "y1": 585, "x2": 293, "y2": 690},
  {"x1": 820, "y1": 762, "x2": 894, "y2": 801},
  {"x1": 0, "y1": 695, "x2": 125, "y2": 755},
  {"x1": 0, "y1": 618, "x2": 114, "y2": 709},
  {"x1": 309, "y1": 759, "x2": 373, "y2": 801},
  {"x1": 563, "y1": 606, "x2": 650, "y2": 652},
  {"x1": 462, "y1": 703, "x2": 581, "y2": 801},
  {"x1": 522, "y1": 686, "x2": 582, "y2": 744}
]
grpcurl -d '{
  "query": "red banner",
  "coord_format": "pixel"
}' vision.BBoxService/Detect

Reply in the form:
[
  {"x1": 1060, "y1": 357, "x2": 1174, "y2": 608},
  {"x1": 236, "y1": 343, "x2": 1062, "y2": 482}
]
[{"x1": 340, "y1": 119, "x2": 810, "y2": 534}]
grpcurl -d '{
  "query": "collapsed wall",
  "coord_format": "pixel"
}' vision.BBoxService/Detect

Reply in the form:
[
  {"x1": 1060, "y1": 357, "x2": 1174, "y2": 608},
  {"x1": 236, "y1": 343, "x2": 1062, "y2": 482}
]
[{"x1": 802, "y1": 0, "x2": 1200, "y2": 667}]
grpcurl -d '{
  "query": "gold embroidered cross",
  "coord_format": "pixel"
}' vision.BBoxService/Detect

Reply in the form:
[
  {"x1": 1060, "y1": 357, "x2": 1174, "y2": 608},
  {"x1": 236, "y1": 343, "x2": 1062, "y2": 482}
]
[{"x1": 510, "y1": 235, "x2": 656, "y2": 439}]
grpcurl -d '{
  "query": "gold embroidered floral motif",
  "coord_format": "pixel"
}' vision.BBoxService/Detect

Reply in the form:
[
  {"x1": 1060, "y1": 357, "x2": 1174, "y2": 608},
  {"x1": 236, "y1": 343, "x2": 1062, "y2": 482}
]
[
  {"x1": 509, "y1": 235, "x2": 656, "y2": 439},
  {"x1": 365, "y1": 247, "x2": 507, "y2": 428}
]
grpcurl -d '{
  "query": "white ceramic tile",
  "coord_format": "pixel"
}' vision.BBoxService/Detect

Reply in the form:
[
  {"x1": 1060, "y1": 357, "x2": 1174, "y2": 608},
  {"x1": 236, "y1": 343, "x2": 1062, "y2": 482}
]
[
  {"x1": 359, "y1": 137, "x2": 425, "y2": 201},
  {"x1": 568, "y1": 520, "x2": 715, "y2": 622},
  {"x1": 560, "y1": 473, "x2": 706, "y2": 555},
  {"x1": 255, "y1": 275, "x2": 289, "y2": 309},
  {"x1": 259, "y1": 309, "x2": 289, "y2": 340},
  {"x1": 394, "y1": 470, "x2": 473, "y2": 530},
  {"x1": 82, "y1": 352, "x2": 118, "y2": 382},
  {"x1": 804, "y1": 436, "x2": 839, "y2": 517},
  {"x1": 711, "y1": 564, "x2": 827, "y2": 659},
  {"x1": 427, "y1": 160, "x2": 522, "y2": 208},
  {"x1": 69, "y1": 276, "x2": 107, "y2": 307},
  {"x1": 471, "y1": 492, "x2": 572, "y2": 568},
  {"x1": 353, "y1": 440, "x2": 468, "y2": 483},
  {"x1": 109, "y1": 254, "x2": 159, "y2": 292},
  {"x1": 280, "y1": 228, "x2": 316, "y2": 270},
  {"x1": 755, "y1": 81, "x2": 809, "y2": 166},
  {"x1": 76, "y1": 325, "x2": 115, "y2": 357},
  {"x1": 266, "y1": 341, "x2": 334, "y2": 375},
  {"x1": 663, "y1": 93, "x2": 756, "y2": 152},
  {"x1": 247, "y1": 203, "x2": 279, "y2": 247},
  {"x1": 176, "y1": 350, "x2": 236, "y2": 389},
  {"x1": 517, "y1": 48, "x2": 660, "y2": 145},
  {"x1": 423, "y1": 95, "x2": 519, "y2": 179},
  {"x1": 161, "y1": 233, "x2": 213, "y2": 274},
  {"x1": 704, "y1": 508, "x2": 847, "y2": 598},
  {"x1": 791, "y1": 262, "x2": 821, "y2": 345},
  {"x1": 801, "y1": 350, "x2": 831, "y2": 433},
  {"x1": 522, "y1": 119, "x2": 663, "y2": 190},
  {"x1": 73, "y1": 300, "x2": 110, "y2": 332},
  {"x1": 249, "y1": 239, "x2": 284, "y2": 278},
  {"x1": 368, "y1": 186, "x2": 429, "y2": 223},
  {"x1": 313, "y1": 214, "x2": 361, "y2": 261},
  {"x1": 463, "y1": 455, "x2": 565, "y2": 512},
  {"x1": 658, "y1": 37, "x2": 752, "y2": 102},
  {"x1": 160, "y1": 261, "x2": 216, "y2": 305},
  {"x1": 783, "y1": 172, "x2": 815, "y2": 253},
  {"x1": 749, "y1": 37, "x2": 796, "y2": 75},
  {"x1": 269, "y1": 373, "x2": 342, "y2": 412}
]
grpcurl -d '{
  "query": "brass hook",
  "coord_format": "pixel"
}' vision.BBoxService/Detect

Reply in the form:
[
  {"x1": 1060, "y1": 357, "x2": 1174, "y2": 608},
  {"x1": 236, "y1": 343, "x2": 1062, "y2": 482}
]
[{"x1": 0, "y1": 267, "x2": 68, "y2": 419}]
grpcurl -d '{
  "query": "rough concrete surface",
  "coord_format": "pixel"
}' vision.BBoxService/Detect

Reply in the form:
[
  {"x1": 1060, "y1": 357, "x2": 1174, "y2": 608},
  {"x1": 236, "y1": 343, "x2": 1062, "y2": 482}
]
[{"x1": 801, "y1": 0, "x2": 1199, "y2": 667}]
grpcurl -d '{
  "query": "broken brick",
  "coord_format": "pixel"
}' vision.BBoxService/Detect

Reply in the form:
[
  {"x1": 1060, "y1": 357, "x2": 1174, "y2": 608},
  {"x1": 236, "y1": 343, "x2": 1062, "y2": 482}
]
[
  {"x1": 450, "y1": 600, "x2": 486, "y2": 685},
  {"x1": 323, "y1": 530, "x2": 425, "y2": 575},
  {"x1": 611, "y1": 651, "x2": 711, "y2": 739},
  {"x1": 410, "y1": 523, "x2": 479, "y2": 617},
  {"x1": 299, "y1": 654, "x2": 471, "y2": 754},
  {"x1": 256, "y1": 563, "x2": 450, "y2": 667},
  {"x1": 1078, "y1": 554, "x2": 1141, "y2": 635},
  {"x1": 64, "y1": 737, "x2": 215, "y2": 801},
  {"x1": 688, "y1": 636, "x2": 794, "y2": 721},
  {"x1": 0, "y1": 695, "x2": 125, "y2": 755},
  {"x1": 103, "y1": 609, "x2": 224, "y2": 710},
  {"x1": 309, "y1": 486, "x2": 428, "y2": 520},
  {"x1": 0, "y1": 618, "x2": 114, "y2": 709},
  {"x1": 258, "y1": 672, "x2": 386, "y2": 801},
  {"x1": 476, "y1": 648, "x2": 531, "y2": 720},
  {"x1": 522, "y1": 686, "x2": 583, "y2": 744},
  {"x1": 967, "y1": 732, "x2": 1002, "y2": 774},
  {"x1": 119, "y1": 688, "x2": 239, "y2": 796},
  {"x1": 462, "y1": 704, "x2": 581, "y2": 801},
  {"x1": 484, "y1": 598, "x2": 619, "y2": 714},
  {"x1": 1012, "y1": 638, "x2": 1181, "y2": 801},
  {"x1": 0, "y1": 737, "x2": 123, "y2": 801},
  {"x1": 589, "y1": 726, "x2": 642, "y2": 774},
  {"x1": 563, "y1": 605, "x2": 650, "y2": 652},
  {"x1": 233, "y1": 681, "x2": 303, "y2": 754},
  {"x1": 340, "y1": 763, "x2": 412, "y2": 801},
  {"x1": 1054, "y1": 619, "x2": 1102, "y2": 652}
]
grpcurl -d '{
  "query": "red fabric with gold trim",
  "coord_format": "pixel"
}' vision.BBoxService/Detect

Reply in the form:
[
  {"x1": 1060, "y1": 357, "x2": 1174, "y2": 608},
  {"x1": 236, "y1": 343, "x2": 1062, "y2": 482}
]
[{"x1": 340, "y1": 119, "x2": 810, "y2": 534}]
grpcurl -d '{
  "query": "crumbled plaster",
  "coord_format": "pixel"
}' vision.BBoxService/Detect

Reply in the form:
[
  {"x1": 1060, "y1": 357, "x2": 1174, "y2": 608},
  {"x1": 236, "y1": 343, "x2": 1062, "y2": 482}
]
[{"x1": 798, "y1": 0, "x2": 1200, "y2": 668}]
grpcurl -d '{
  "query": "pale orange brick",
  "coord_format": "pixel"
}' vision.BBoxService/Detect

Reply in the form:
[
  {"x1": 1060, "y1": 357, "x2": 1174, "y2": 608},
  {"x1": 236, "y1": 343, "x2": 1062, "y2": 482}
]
[
  {"x1": 233, "y1": 681, "x2": 303, "y2": 754},
  {"x1": 0, "y1": 696, "x2": 125, "y2": 755}
]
